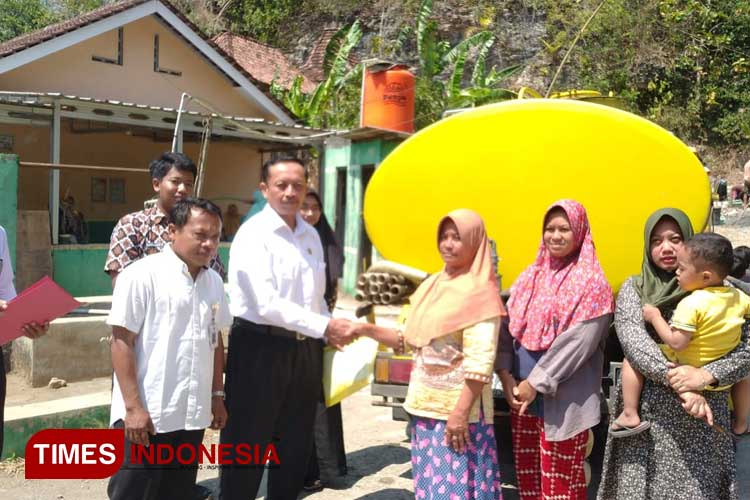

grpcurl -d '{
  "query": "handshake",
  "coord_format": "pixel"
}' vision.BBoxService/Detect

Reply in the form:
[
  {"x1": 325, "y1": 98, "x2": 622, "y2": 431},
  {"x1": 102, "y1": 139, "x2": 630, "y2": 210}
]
[{"x1": 323, "y1": 318, "x2": 365, "y2": 350}]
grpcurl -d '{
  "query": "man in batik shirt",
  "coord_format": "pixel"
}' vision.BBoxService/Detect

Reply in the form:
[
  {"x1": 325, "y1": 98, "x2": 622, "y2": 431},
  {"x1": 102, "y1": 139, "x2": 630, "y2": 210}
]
[{"x1": 104, "y1": 152, "x2": 225, "y2": 288}]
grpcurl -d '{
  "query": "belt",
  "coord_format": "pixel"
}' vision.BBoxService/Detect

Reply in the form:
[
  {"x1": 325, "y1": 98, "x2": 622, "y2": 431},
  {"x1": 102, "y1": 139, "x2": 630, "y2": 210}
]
[{"x1": 234, "y1": 318, "x2": 307, "y2": 341}]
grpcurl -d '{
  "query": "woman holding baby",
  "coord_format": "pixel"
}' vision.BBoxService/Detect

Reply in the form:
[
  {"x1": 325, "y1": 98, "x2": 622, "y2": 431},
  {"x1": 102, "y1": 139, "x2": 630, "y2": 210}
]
[{"x1": 598, "y1": 208, "x2": 750, "y2": 499}]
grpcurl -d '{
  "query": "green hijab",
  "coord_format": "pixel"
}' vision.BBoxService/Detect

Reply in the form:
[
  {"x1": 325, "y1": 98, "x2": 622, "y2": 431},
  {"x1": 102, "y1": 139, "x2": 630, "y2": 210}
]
[{"x1": 633, "y1": 208, "x2": 695, "y2": 313}]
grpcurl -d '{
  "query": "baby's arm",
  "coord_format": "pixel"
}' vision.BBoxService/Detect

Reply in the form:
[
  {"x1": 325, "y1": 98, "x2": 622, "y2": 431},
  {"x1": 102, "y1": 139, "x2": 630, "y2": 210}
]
[{"x1": 642, "y1": 304, "x2": 692, "y2": 351}]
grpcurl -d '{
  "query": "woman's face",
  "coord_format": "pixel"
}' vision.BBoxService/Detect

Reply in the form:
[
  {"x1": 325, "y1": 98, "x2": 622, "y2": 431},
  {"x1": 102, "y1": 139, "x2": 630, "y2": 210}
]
[
  {"x1": 543, "y1": 208, "x2": 576, "y2": 258},
  {"x1": 649, "y1": 217, "x2": 684, "y2": 272},
  {"x1": 300, "y1": 194, "x2": 322, "y2": 225},
  {"x1": 439, "y1": 220, "x2": 472, "y2": 272}
]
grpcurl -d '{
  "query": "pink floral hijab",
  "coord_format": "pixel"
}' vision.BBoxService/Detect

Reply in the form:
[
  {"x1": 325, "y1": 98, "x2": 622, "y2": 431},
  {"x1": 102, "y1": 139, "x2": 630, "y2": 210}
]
[{"x1": 507, "y1": 199, "x2": 614, "y2": 351}]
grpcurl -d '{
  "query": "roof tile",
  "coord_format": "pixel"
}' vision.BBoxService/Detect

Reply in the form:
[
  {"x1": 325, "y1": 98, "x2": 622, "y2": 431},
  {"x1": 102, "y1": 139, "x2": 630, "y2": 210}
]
[{"x1": 212, "y1": 32, "x2": 316, "y2": 93}]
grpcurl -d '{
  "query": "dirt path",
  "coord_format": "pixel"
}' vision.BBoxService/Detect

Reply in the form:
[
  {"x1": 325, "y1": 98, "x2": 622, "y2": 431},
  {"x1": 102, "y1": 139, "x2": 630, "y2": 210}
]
[{"x1": 0, "y1": 386, "x2": 414, "y2": 500}]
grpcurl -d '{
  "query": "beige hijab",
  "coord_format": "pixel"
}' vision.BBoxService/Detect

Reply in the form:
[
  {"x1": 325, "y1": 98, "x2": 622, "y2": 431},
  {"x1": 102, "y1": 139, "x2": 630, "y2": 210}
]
[{"x1": 403, "y1": 209, "x2": 506, "y2": 348}]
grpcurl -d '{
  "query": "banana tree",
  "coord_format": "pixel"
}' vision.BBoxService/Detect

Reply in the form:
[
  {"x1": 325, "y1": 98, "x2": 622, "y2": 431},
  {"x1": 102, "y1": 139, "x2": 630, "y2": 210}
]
[
  {"x1": 271, "y1": 21, "x2": 363, "y2": 128},
  {"x1": 413, "y1": 0, "x2": 520, "y2": 123}
]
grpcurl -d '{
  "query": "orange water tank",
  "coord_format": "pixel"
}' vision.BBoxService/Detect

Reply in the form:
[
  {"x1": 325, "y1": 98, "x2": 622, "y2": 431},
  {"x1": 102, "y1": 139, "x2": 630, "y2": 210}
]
[{"x1": 360, "y1": 64, "x2": 415, "y2": 134}]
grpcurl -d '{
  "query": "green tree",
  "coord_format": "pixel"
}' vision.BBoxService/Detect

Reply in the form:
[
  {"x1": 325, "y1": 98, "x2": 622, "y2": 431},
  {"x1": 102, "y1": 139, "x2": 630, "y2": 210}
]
[
  {"x1": 224, "y1": 0, "x2": 301, "y2": 45},
  {"x1": 0, "y1": 0, "x2": 108, "y2": 44},
  {"x1": 412, "y1": 0, "x2": 518, "y2": 127},
  {"x1": 272, "y1": 0, "x2": 520, "y2": 130},
  {"x1": 548, "y1": 0, "x2": 750, "y2": 146},
  {"x1": 0, "y1": 0, "x2": 56, "y2": 43}
]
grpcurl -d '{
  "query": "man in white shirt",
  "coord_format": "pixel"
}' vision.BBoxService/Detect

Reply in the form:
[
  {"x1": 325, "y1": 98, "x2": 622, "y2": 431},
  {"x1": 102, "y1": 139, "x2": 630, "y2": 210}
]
[
  {"x1": 0, "y1": 225, "x2": 49, "y2": 456},
  {"x1": 106, "y1": 198, "x2": 232, "y2": 500},
  {"x1": 221, "y1": 158, "x2": 355, "y2": 500}
]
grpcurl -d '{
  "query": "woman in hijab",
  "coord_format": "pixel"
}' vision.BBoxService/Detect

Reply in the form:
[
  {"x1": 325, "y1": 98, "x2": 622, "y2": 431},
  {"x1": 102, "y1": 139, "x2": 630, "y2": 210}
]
[
  {"x1": 299, "y1": 190, "x2": 346, "y2": 491},
  {"x1": 598, "y1": 208, "x2": 750, "y2": 499},
  {"x1": 497, "y1": 199, "x2": 614, "y2": 499},
  {"x1": 301, "y1": 191, "x2": 343, "y2": 311},
  {"x1": 352, "y1": 208, "x2": 505, "y2": 499}
]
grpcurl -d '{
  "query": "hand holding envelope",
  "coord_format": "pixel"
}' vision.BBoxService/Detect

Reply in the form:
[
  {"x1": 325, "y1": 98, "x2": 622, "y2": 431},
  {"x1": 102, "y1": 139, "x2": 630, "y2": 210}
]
[{"x1": 0, "y1": 277, "x2": 79, "y2": 343}]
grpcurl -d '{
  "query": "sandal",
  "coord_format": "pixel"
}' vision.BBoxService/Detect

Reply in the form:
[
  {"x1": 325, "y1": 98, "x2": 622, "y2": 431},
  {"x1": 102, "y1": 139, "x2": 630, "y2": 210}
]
[
  {"x1": 609, "y1": 420, "x2": 651, "y2": 438},
  {"x1": 303, "y1": 479, "x2": 324, "y2": 492}
]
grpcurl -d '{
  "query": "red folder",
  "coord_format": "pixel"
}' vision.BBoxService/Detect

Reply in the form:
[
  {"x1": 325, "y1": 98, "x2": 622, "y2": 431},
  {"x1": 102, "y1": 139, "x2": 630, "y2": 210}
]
[{"x1": 0, "y1": 276, "x2": 81, "y2": 344}]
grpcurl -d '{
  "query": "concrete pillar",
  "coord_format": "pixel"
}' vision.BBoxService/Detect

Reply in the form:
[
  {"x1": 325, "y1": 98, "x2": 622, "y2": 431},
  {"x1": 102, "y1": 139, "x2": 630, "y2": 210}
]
[
  {"x1": 342, "y1": 164, "x2": 363, "y2": 294},
  {"x1": 49, "y1": 100, "x2": 60, "y2": 245},
  {"x1": 322, "y1": 137, "x2": 351, "y2": 227}
]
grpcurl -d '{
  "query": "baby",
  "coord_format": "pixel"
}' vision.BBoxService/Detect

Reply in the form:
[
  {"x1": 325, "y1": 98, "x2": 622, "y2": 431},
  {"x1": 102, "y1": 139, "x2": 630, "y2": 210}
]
[{"x1": 611, "y1": 232, "x2": 750, "y2": 438}]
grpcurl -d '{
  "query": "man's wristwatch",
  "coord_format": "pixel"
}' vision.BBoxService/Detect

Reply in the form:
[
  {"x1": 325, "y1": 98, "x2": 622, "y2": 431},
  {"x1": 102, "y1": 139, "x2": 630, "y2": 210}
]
[{"x1": 212, "y1": 390, "x2": 226, "y2": 399}]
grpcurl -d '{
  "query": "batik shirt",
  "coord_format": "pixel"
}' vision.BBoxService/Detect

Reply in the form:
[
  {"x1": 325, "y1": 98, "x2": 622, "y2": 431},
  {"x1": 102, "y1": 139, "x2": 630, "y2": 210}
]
[{"x1": 104, "y1": 206, "x2": 225, "y2": 278}]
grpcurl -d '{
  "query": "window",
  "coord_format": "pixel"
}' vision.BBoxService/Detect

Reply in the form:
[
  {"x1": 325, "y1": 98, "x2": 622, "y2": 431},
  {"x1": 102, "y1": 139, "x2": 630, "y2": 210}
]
[
  {"x1": 109, "y1": 178, "x2": 126, "y2": 204},
  {"x1": 92, "y1": 27, "x2": 123, "y2": 65},
  {"x1": 153, "y1": 34, "x2": 182, "y2": 76},
  {"x1": 91, "y1": 177, "x2": 126, "y2": 203},
  {"x1": 91, "y1": 177, "x2": 107, "y2": 202}
]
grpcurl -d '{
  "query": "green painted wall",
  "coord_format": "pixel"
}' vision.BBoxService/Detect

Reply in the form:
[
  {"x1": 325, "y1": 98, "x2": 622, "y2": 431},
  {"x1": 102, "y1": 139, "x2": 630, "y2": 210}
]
[
  {"x1": 3, "y1": 406, "x2": 109, "y2": 459},
  {"x1": 53, "y1": 245, "x2": 111, "y2": 296},
  {"x1": 218, "y1": 245, "x2": 229, "y2": 269},
  {"x1": 351, "y1": 139, "x2": 383, "y2": 166},
  {"x1": 52, "y1": 244, "x2": 232, "y2": 297},
  {"x1": 87, "y1": 220, "x2": 118, "y2": 244},
  {"x1": 0, "y1": 154, "x2": 18, "y2": 270}
]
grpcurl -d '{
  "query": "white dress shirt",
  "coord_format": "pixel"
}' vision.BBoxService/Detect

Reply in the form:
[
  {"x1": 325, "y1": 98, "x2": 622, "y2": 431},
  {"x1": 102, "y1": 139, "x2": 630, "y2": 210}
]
[
  {"x1": 0, "y1": 226, "x2": 16, "y2": 302},
  {"x1": 107, "y1": 244, "x2": 232, "y2": 433},
  {"x1": 228, "y1": 203, "x2": 330, "y2": 339}
]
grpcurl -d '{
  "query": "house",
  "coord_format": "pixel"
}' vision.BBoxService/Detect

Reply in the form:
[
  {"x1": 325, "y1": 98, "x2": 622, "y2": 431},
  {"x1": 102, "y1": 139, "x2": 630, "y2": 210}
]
[{"x1": 0, "y1": 0, "x2": 330, "y2": 296}]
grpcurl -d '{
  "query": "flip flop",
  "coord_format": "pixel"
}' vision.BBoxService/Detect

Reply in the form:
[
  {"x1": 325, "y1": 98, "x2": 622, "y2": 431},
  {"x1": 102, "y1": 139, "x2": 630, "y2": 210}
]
[
  {"x1": 609, "y1": 420, "x2": 651, "y2": 438},
  {"x1": 303, "y1": 479, "x2": 324, "y2": 492}
]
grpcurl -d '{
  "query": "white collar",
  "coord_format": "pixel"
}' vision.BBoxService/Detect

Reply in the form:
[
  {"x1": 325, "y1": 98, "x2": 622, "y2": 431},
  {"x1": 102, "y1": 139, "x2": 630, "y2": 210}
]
[
  {"x1": 163, "y1": 243, "x2": 205, "y2": 279},
  {"x1": 260, "y1": 203, "x2": 313, "y2": 237}
]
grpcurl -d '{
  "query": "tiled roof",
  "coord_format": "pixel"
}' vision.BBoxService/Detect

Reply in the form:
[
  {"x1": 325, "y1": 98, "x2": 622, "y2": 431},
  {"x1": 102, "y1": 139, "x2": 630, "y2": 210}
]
[
  {"x1": 300, "y1": 28, "x2": 359, "y2": 83},
  {"x1": 212, "y1": 32, "x2": 316, "y2": 93},
  {"x1": 0, "y1": 0, "x2": 150, "y2": 58},
  {"x1": 300, "y1": 28, "x2": 339, "y2": 82}
]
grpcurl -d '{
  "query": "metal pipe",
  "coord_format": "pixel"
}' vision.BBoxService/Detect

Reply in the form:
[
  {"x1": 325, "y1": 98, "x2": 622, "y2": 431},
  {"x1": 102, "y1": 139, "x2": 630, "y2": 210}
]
[
  {"x1": 354, "y1": 291, "x2": 368, "y2": 302},
  {"x1": 20, "y1": 161, "x2": 149, "y2": 173},
  {"x1": 390, "y1": 285, "x2": 405, "y2": 295},
  {"x1": 375, "y1": 273, "x2": 387, "y2": 284},
  {"x1": 372, "y1": 294, "x2": 382, "y2": 304},
  {"x1": 369, "y1": 284, "x2": 381, "y2": 294},
  {"x1": 172, "y1": 92, "x2": 190, "y2": 152},
  {"x1": 380, "y1": 292, "x2": 393, "y2": 303}
]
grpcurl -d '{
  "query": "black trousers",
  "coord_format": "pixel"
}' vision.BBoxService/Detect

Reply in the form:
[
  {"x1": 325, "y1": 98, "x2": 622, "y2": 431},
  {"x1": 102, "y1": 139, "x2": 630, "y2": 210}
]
[
  {"x1": 305, "y1": 341, "x2": 347, "y2": 483},
  {"x1": 107, "y1": 421, "x2": 205, "y2": 500},
  {"x1": 0, "y1": 354, "x2": 5, "y2": 457},
  {"x1": 220, "y1": 319, "x2": 321, "y2": 500},
  {"x1": 305, "y1": 402, "x2": 347, "y2": 483}
]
